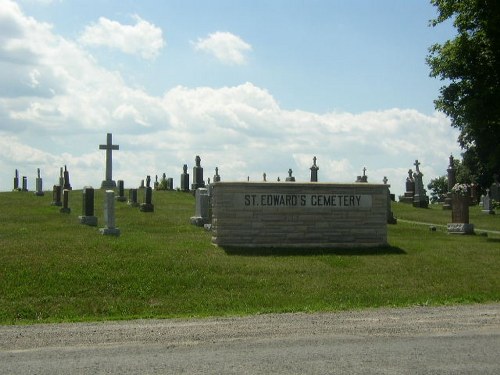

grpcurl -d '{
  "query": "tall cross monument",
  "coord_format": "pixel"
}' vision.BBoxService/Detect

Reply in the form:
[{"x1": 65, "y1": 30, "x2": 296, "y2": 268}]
[{"x1": 99, "y1": 133, "x2": 119, "y2": 189}]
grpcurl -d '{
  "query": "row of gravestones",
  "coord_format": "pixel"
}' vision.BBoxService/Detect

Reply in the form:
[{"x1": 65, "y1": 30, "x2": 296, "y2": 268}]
[{"x1": 12, "y1": 166, "x2": 72, "y2": 195}]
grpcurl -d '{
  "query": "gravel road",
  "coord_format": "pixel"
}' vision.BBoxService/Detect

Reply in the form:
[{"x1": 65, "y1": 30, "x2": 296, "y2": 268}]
[{"x1": 1, "y1": 303, "x2": 499, "y2": 374}]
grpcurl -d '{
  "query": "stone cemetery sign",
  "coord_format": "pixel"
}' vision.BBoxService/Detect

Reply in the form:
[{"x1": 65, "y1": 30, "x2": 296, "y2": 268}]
[
  {"x1": 211, "y1": 182, "x2": 388, "y2": 248},
  {"x1": 99, "y1": 133, "x2": 119, "y2": 189}
]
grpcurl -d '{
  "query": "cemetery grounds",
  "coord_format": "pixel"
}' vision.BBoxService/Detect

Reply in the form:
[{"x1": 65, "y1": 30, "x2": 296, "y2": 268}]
[{"x1": 0, "y1": 190, "x2": 499, "y2": 325}]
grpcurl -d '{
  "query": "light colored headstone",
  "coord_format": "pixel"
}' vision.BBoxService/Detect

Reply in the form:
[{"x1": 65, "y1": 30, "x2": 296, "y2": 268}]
[
  {"x1": 190, "y1": 188, "x2": 210, "y2": 226},
  {"x1": 100, "y1": 190, "x2": 120, "y2": 236},
  {"x1": 99, "y1": 133, "x2": 119, "y2": 189},
  {"x1": 35, "y1": 168, "x2": 44, "y2": 196}
]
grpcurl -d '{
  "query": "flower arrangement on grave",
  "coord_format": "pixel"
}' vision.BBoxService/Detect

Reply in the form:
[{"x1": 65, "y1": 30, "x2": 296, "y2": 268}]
[{"x1": 451, "y1": 183, "x2": 469, "y2": 197}]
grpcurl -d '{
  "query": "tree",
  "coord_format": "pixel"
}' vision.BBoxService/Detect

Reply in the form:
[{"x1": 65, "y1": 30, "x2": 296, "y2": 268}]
[
  {"x1": 426, "y1": 0, "x2": 500, "y2": 189},
  {"x1": 427, "y1": 175, "x2": 448, "y2": 203}
]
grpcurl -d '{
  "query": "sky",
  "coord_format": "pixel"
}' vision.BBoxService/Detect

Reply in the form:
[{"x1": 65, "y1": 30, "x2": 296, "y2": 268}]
[{"x1": 0, "y1": 0, "x2": 461, "y2": 196}]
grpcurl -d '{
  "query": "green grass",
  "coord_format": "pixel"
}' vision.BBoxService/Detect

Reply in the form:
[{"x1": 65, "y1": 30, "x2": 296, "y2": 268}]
[{"x1": 0, "y1": 191, "x2": 499, "y2": 325}]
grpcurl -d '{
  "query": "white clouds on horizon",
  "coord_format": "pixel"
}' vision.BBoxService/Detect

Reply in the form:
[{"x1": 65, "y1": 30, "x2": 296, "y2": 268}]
[
  {"x1": 0, "y1": 0, "x2": 461, "y2": 195},
  {"x1": 193, "y1": 31, "x2": 252, "y2": 65},
  {"x1": 79, "y1": 15, "x2": 165, "y2": 60}
]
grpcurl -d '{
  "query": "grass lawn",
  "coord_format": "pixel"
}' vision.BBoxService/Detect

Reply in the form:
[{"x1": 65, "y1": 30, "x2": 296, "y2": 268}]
[{"x1": 0, "y1": 190, "x2": 499, "y2": 325}]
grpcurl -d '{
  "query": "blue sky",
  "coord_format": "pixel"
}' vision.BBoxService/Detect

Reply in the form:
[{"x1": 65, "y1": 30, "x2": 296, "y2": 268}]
[{"x1": 1, "y1": 0, "x2": 460, "y2": 195}]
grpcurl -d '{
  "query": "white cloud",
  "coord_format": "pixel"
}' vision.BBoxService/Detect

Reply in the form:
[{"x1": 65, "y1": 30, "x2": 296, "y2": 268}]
[
  {"x1": 79, "y1": 15, "x2": 165, "y2": 60},
  {"x1": 193, "y1": 31, "x2": 252, "y2": 65},
  {"x1": 0, "y1": 1, "x2": 462, "y2": 196}
]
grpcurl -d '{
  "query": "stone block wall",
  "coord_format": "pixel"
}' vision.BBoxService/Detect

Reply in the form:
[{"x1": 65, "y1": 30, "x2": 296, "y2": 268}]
[{"x1": 211, "y1": 182, "x2": 388, "y2": 248}]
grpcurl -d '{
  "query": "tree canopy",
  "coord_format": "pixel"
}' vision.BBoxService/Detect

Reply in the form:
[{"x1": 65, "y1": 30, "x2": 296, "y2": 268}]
[{"x1": 427, "y1": 0, "x2": 500, "y2": 188}]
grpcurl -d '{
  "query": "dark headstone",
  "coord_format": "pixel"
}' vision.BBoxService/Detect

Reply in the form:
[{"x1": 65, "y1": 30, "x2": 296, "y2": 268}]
[
  {"x1": 63, "y1": 165, "x2": 72, "y2": 190},
  {"x1": 191, "y1": 155, "x2": 205, "y2": 190},
  {"x1": 140, "y1": 186, "x2": 154, "y2": 212},
  {"x1": 22, "y1": 176, "x2": 28, "y2": 191},
  {"x1": 116, "y1": 180, "x2": 126, "y2": 202},
  {"x1": 213, "y1": 167, "x2": 221, "y2": 183},
  {"x1": 285, "y1": 169, "x2": 295, "y2": 182},
  {"x1": 128, "y1": 188, "x2": 139, "y2": 207},
  {"x1": 51, "y1": 185, "x2": 62, "y2": 206},
  {"x1": 35, "y1": 168, "x2": 44, "y2": 196},
  {"x1": 180, "y1": 164, "x2": 190, "y2": 192},
  {"x1": 13, "y1": 169, "x2": 19, "y2": 191},
  {"x1": 60, "y1": 189, "x2": 71, "y2": 214},
  {"x1": 310, "y1": 156, "x2": 319, "y2": 182},
  {"x1": 79, "y1": 186, "x2": 97, "y2": 226}
]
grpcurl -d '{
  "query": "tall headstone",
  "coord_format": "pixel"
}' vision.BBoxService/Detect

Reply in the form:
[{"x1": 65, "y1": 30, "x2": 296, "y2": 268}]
[
  {"x1": 128, "y1": 188, "x2": 139, "y2": 207},
  {"x1": 263, "y1": 173, "x2": 267, "y2": 182},
  {"x1": 100, "y1": 190, "x2": 120, "y2": 236},
  {"x1": 412, "y1": 160, "x2": 429, "y2": 208},
  {"x1": 13, "y1": 169, "x2": 19, "y2": 191},
  {"x1": 213, "y1": 167, "x2": 221, "y2": 183},
  {"x1": 285, "y1": 169, "x2": 296, "y2": 182},
  {"x1": 22, "y1": 176, "x2": 28, "y2": 191},
  {"x1": 115, "y1": 180, "x2": 126, "y2": 202},
  {"x1": 34, "y1": 168, "x2": 44, "y2": 196},
  {"x1": 166, "y1": 177, "x2": 174, "y2": 190},
  {"x1": 310, "y1": 156, "x2": 319, "y2": 182},
  {"x1": 79, "y1": 186, "x2": 98, "y2": 226},
  {"x1": 191, "y1": 155, "x2": 205, "y2": 190},
  {"x1": 63, "y1": 165, "x2": 72, "y2": 190},
  {"x1": 399, "y1": 169, "x2": 415, "y2": 203},
  {"x1": 180, "y1": 164, "x2": 190, "y2": 192},
  {"x1": 482, "y1": 189, "x2": 495, "y2": 214},
  {"x1": 51, "y1": 185, "x2": 62, "y2": 206},
  {"x1": 190, "y1": 188, "x2": 210, "y2": 226},
  {"x1": 99, "y1": 133, "x2": 119, "y2": 189},
  {"x1": 140, "y1": 176, "x2": 154, "y2": 212},
  {"x1": 59, "y1": 167, "x2": 64, "y2": 187},
  {"x1": 60, "y1": 189, "x2": 71, "y2": 214},
  {"x1": 443, "y1": 155, "x2": 456, "y2": 210}
]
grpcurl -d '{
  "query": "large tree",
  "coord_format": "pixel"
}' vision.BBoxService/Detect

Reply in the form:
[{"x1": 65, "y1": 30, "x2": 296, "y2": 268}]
[{"x1": 427, "y1": 0, "x2": 500, "y2": 188}]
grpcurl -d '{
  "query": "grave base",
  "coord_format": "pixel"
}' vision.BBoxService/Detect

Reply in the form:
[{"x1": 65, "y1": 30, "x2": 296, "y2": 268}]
[
  {"x1": 447, "y1": 223, "x2": 474, "y2": 235},
  {"x1": 99, "y1": 227, "x2": 120, "y2": 236},
  {"x1": 481, "y1": 209, "x2": 495, "y2": 215},
  {"x1": 101, "y1": 180, "x2": 117, "y2": 189},
  {"x1": 35, "y1": 191, "x2": 45, "y2": 196},
  {"x1": 79, "y1": 215, "x2": 98, "y2": 226},
  {"x1": 140, "y1": 203, "x2": 154, "y2": 212},
  {"x1": 60, "y1": 207, "x2": 71, "y2": 214},
  {"x1": 190, "y1": 216, "x2": 209, "y2": 227},
  {"x1": 398, "y1": 196, "x2": 414, "y2": 204}
]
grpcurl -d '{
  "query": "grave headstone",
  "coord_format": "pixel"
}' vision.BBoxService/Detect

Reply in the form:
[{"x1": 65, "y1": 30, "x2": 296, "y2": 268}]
[
  {"x1": 310, "y1": 156, "x2": 319, "y2": 182},
  {"x1": 140, "y1": 178, "x2": 154, "y2": 212},
  {"x1": 399, "y1": 169, "x2": 415, "y2": 203},
  {"x1": 443, "y1": 155, "x2": 456, "y2": 210},
  {"x1": 213, "y1": 167, "x2": 221, "y2": 183},
  {"x1": 191, "y1": 155, "x2": 205, "y2": 190},
  {"x1": 470, "y1": 183, "x2": 479, "y2": 205},
  {"x1": 190, "y1": 188, "x2": 210, "y2": 226},
  {"x1": 166, "y1": 177, "x2": 174, "y2": 190},
  {"x1": 154, "y1": 175, "x2": 159, "y2": 190},
  {"x1": 63, "y1": 165, "x2": 72, "y2": 190},
  {"x1": 35, "y1": 168, "x2": 44, "y2": 196},
  {"x1": 448, "y1": 186, "x2": 474, "y2": 234},
  {"x1": 180, "y1": 164, "x2": 190, "y2": 192},
  {"x1": 79, "y1": 186, "x2": 98, "y2": 226},
  {"x1": 59, "y1": 167, "x2": 64, "y2": 187},
  {"x1": 263, "y1": 173, "x2": 267, "y2": 182},
  {"x1": 140, "y1": 179, "x2": 145, "y2": 189},
  {"x1": 22, "y1": 176, "x2": 28, "y2": 191},
  {"x1": 356, "y1": 167, "x2": 368, "y2": 183},
  {"x1": 99, "y1": 190, "x2": 120, "y2": 236},
  {"x1": 128, "y1": 188, "x2": 139, "y2": 207},
  {"x1": 412, "y1": 160, "x2": 429, "y2": 208},
  {"x1": 285, "y1": 169, "x2": 296, "y2": 182},
  {"x1": 482, "y1": 189, "x2": 495, "y2": 214},
  {"x1": 13, "y1": 169, "x2": 19, "y2": 191},
  {"x1": 60, "y1": 189, "x2": 71, "y2": 214},
  {"x1": 99, "y1": 133, "x2": 119, "y2": 189},
  {"x1": 51, "y1": 185, "x2": 62, "y2": 206},
  {"x1": 115, "y1": 180, "x2": 126, "y2": 202}
]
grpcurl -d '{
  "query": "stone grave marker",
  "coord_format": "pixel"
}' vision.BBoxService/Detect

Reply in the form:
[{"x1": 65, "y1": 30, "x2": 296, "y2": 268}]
[
  {"x1": 412, "y1": 160, "x2": 429, "y2": 208},
  {"x1": 51, "y1": 185, "x2": 62, "y2": 206},
  {"x1": 180, "y1": 164, "x2": 190, "y2": 192},
  {"x1": 191, "y1": 155, "x2": 205, "y2": 190},
  {"x1": 166, "y1": 177, "x2": 174, "y2": 190},
  {"x1": 100, "y1": 190, "x2": 120, "y2": 236},
  {"x1": 310, "y1": 156, "x2": 319, "y2": 182},
  {"x1": 79, "y1": 186, "x2": 98, "y2": 226},
  {"x1": 447, "y1": 184, "x2": 474, "y2": 234},
  {"x1": 140, "y1": 176, "x2": 154, "y2": 212},
  {"x1": 356, "y1": 167, "x2": 368, "y2": 183},
  {"x1": 383, "y1": 177, "x2": 397, "y2": 224},
  {"x1": 128, "y1": 188, "x2": 139, "y2": 207},
  {"x1": 482, "y1": 189, "x2": 495, "y2": 214},
  {"x1": 99, "y1": 133, "x2": 119, "y2": 189},
  {"x1": 213, "y1": 167, "x2": 221, "y2": 183},
  {"x1": 13, "y1": 169, "x2": 19, "y2": 191},
  {"x1": 285, "y1": 169, "x2": 296, "y2": 182},
  {"x1": 60, "y1": 189, "x2": 71, "y2": 214},
  {"x1": 35, "y1": 168, "x2": 44, "y2": 196},
  {"x1": 59, "y1": 167, "x2": 64, "y2": 187},
  {"x1": 115, "y1": 180, "x2": 127, "y2": 202},
  {"x1": 190, "y1": 188, "x2": 210, "y2": 226},
  {"x1": 399, "y1": 169, "x2": 415, "y2": 203},
  {"x1": 63, "y1": 165, "x2": 72, "y2": 190},
  {"x1": 22, "y1": 176, "x2": 28, "y2": 191},
  {"x1": 443, "y1": 155, "x2": 456, "y2": 210}
]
